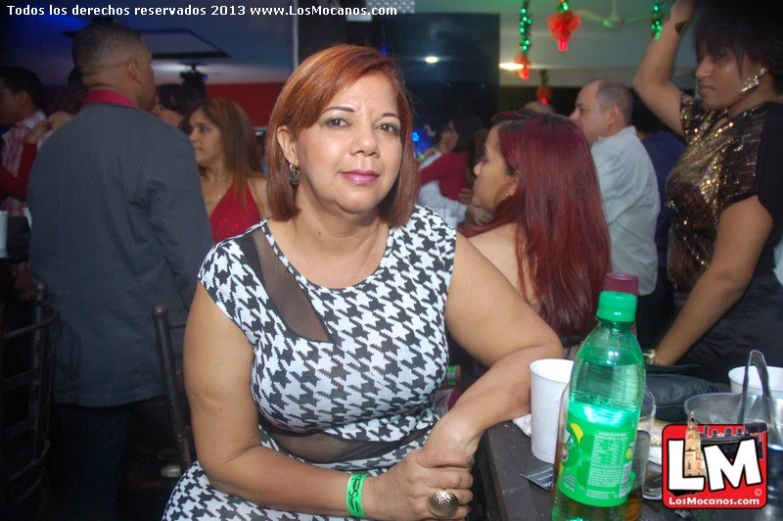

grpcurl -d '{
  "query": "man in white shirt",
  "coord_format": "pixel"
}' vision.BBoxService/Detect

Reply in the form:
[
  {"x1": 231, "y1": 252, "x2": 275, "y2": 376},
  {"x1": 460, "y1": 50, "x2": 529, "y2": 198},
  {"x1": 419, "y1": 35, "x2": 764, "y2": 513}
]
[
  {"x1": 0, "y1": 67, "x2": 49, "y2": 216},
  {"x1": 570, "y1": 78, "x2": 660, "y2": 344}
]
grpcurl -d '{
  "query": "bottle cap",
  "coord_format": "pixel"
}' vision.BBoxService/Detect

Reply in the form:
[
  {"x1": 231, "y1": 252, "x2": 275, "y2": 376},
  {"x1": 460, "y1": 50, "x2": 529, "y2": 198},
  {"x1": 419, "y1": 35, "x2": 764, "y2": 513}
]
[
  {"x1": 603, "y1": 273, "x2": 639, "y2": 296},
  {"x1": 596, "y1": 291, "x2": 637, "y2": 323}
]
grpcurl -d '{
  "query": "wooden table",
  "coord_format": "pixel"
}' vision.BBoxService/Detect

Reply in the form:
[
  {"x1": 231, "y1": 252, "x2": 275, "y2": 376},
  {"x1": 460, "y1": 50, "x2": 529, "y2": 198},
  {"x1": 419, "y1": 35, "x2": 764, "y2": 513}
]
[{"x1": 476, "y1": 421, "x2": 682, "y2": 521}]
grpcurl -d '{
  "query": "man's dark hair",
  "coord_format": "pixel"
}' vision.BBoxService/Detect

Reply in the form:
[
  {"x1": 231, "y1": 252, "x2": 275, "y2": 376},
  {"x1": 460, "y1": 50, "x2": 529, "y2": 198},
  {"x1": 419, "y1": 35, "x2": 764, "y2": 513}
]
[
  {"x1": 0, "y1": 67, "x2": 46, "y2": 112},
  {"x1": 694, "y1": 0, "x2": 783, "y2": 92},
  {"x1": 158, "y1": 83, "x2": 204, "y2": 118},
  {"x1": 594, "y1": 78, "x2": 633, "y2": 125},
  {"x1": 72, "y1": 21, "x2": 146, "y2": 77}
]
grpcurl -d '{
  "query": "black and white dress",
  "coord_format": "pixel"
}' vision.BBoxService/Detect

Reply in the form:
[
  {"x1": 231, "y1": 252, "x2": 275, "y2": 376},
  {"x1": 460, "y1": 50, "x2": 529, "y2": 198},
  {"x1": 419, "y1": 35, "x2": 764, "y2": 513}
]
[{"x1": 163, "y1": 206, "x2": 456, "y2": 521}]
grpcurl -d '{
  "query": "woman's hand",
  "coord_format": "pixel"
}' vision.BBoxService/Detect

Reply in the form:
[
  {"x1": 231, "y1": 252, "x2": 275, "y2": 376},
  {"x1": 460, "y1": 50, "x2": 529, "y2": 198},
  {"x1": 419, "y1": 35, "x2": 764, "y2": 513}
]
[
  {"x1": 24, "y1": 111, "x2": 73, "y2": 144},
  {"x1": 465, "y1": 204, "x2": 493, "y2": 226},
  {"x1": 458, "y1": 187, "x2": 473, "y2": 205},
  {"x1": 24, "y1": 120, "x2": 48, "y2": 144},
  {"x1": 362, "y1": 448, "x2": 474, "y2": 521},
  {"x1": 47, "y1": 111, "x2": 73, "y2": 131}
]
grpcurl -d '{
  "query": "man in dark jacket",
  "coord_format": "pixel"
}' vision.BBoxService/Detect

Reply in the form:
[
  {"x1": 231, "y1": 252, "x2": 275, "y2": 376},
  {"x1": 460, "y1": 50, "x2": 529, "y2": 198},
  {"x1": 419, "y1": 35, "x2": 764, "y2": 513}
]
[{"x1": 27, "y1": 21, "x2": 212, "y2": 520}]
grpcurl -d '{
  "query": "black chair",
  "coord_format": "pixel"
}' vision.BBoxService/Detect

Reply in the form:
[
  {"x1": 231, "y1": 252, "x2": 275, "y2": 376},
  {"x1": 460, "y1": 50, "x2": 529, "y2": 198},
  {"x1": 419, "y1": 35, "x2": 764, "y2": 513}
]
[
  {"x1": 0, "y1": 284, "x2": 59, "y2": 520},
  {"x1": 152, "y1": 305, "x2": 192, "y2": 472}
]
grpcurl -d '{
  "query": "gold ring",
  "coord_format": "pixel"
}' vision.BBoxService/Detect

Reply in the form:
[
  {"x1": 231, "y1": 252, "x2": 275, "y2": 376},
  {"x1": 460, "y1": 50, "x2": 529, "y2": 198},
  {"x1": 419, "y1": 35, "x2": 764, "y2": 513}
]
[{"x1": 427, "y1": 489, "x2": 459, "y2": 518}]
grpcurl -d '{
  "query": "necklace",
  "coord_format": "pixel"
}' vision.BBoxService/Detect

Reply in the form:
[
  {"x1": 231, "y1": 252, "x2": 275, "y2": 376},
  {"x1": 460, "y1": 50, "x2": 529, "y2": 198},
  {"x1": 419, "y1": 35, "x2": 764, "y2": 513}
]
[{"x1": 202, "y1": 178, "x2": 232, "y2": 204}]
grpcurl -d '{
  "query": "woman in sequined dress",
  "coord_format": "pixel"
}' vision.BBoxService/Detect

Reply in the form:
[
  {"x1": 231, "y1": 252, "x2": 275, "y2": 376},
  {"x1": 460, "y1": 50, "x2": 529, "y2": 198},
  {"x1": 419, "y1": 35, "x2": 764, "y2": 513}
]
[
  {"x1": 189, "y1": 97, "x2": 270, "y2": 242},
  {"x1": 633, "y1": 0, "x2": 783, "y2": 383}
]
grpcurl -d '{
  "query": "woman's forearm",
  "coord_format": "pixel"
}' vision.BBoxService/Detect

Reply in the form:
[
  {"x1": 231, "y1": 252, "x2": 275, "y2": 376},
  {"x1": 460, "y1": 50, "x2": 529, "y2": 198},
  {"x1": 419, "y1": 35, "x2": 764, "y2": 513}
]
[
  {"x1": 202, "y1": 446, "x2": 352, "y2": 517},
  {"x1": 655, "y1": 269, "x2": 748, "y2": 365},
  {"x1": 444, "y1": 345, "x2": 561, "y2": 438},
  {"x1": 633, "y1": 1, "x2": 695, "y2": 98}
]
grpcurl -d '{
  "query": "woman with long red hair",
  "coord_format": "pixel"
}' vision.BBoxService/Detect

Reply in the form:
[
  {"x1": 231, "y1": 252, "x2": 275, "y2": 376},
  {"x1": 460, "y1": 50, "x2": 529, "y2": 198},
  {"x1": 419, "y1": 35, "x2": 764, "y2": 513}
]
[{"x1": 467, "y1": 112, "x2": 611, "y2": 348}]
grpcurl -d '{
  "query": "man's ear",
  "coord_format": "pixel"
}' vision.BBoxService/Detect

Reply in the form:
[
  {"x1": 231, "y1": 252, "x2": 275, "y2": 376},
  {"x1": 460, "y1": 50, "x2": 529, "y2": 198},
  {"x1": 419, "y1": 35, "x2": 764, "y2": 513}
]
[
  {"x1": 276, "y1": 126, "x2": 298, "y2": 166},
  {"x1": 608, "y1": 104, "x2": 624, "y2": 127},
  {"x1": 126, "y1": 59, "x2": 142, "y2": 87}
]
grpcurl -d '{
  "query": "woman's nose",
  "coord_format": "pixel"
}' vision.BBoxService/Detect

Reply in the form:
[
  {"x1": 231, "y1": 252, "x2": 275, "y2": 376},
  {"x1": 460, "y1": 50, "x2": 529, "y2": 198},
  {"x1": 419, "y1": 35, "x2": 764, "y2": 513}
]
[{"x1": 351, "y1": 123, "x2": 380, "y2": 156}]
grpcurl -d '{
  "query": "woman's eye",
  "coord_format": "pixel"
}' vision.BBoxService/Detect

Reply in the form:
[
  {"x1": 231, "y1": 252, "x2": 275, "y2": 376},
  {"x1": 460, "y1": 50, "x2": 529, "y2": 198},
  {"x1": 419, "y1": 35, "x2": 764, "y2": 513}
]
[
  {"x1": 325, "y1": 118, "x2": 347, "y2": 127},
  {"x1": 379, "y1": 123, "x2": 400, "y2": 135},
  {"x1": 713, "y1": 50, "x2": 729, "y2": 61}
]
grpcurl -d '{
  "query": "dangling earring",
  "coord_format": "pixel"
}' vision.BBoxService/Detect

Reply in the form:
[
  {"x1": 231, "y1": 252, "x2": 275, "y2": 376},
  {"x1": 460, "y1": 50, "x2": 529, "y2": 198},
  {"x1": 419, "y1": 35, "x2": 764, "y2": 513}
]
[
  {"x1": 739, "y1": 67, "x2": 768, "y2": 96},
  {"x1": 288, "y1": 164, "x2": 300, "y2": 186}
]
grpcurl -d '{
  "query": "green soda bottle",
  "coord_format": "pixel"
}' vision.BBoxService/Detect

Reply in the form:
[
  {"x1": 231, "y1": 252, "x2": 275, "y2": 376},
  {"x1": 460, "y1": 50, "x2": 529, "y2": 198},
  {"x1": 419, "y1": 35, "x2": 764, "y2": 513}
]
[{"x1": 552, "y1": 291, "x2": 646, "y2": 521}]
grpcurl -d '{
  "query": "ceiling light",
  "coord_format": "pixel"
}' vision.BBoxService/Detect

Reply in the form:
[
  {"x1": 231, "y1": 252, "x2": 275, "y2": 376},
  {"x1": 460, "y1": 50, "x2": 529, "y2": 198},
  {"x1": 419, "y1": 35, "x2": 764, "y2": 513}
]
[
  {"x1": 424, "y1": 56, "x2": 439, "y2": 64},
  {"x1": 499, "y1": 62, "x2": 525, "y2": 71}
]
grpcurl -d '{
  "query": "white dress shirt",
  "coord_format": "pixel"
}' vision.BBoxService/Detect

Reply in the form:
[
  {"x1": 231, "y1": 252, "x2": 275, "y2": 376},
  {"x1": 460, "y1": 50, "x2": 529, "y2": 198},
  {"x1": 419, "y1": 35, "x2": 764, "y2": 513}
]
[
  {"x1": 592, "y1": 126, "x2": 660, "y2": 295},
  {"x1": 416, "y1": 151, "x2": 466, "y2": 227},
  {"x1": 1, "y1": 110, "x2": 48, "y2": 216}
]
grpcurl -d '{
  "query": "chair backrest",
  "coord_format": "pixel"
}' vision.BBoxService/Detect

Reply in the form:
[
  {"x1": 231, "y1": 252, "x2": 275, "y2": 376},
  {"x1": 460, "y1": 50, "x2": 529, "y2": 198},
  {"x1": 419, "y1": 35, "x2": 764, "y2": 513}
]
[
  {"x1": 0, "y1": 284, "x2": 60, "y2": 519},
  {"x1": 151, "y1": 305, "x2": 192, "y2": 472}
]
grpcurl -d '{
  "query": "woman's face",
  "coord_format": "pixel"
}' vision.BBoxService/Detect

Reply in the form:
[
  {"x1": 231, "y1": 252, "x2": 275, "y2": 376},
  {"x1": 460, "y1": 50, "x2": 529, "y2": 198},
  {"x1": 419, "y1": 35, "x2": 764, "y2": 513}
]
[
  {"x1": 152, "y1": 95, "x2": 183, "y2": 127},
  {"x1": 439, "y1": 121, "x2": 458, "y2": 151},
  {"x1": 189, "y1": 109, "x2": 224, "y2": 169},
  {"x1": 695, "y1": 50, "x2": 765, "y2": 111},
  {"x1": 472, "y1": 126, "x2": 516, "y2": 211},
  {"x1": 278, "y1": 73, "x2": 403, "y2": 218}
]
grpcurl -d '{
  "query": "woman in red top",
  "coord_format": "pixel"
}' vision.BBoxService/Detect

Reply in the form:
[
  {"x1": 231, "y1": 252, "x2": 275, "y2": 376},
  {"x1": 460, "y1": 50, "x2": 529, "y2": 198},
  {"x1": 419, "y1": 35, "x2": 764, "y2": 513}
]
[
  {"x1": 189, "y1": 98, "x2": 269, "y2": 242},
  {"x1": 418, "y1": 111, "x2": 484, "y2": 221}
]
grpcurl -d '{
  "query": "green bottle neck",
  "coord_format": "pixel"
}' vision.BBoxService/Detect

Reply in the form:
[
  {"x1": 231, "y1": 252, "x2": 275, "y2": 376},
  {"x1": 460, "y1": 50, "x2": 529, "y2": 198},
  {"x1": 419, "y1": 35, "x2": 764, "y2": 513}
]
[{"x1": 597, "y1": 317, "x2": 635, "y2": 330}]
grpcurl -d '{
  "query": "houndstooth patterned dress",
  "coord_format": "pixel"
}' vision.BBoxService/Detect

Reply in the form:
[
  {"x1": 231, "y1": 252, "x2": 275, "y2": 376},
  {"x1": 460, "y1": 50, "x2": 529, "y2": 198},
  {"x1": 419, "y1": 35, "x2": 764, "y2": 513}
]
[{"x1": 163, "y1": 206, "x2": 456, "y2": 521}]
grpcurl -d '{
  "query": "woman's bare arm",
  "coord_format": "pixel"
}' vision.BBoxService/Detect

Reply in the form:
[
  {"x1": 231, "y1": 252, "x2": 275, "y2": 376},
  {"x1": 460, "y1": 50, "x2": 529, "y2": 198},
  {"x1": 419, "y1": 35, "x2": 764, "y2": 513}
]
[
  {"x1": 424, "y1": 235, "x2": 561, "y2": 456},
  {"x1": 654, "y1": 197, "x2": 773, "y2": 365},
  {"x1": 633, "y1": 0, "x2": 697, "y2": 136}
]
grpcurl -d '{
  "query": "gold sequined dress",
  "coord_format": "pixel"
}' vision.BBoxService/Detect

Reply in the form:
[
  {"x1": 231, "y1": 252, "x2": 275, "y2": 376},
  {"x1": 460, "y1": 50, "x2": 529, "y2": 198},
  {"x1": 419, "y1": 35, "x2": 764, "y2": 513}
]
[{"x1": 665, "y1": 96, "x2": 783, "y2": 383}]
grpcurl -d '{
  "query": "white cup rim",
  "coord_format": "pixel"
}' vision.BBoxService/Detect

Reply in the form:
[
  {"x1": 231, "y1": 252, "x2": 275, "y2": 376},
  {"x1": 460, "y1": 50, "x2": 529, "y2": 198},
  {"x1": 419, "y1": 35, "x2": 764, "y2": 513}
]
[
  {"x1": 530, "y1": 358, "x2": 573, "y2": 385},
  {"x1": 728, "y1": 365, "x2": 783, "y2": 390}
]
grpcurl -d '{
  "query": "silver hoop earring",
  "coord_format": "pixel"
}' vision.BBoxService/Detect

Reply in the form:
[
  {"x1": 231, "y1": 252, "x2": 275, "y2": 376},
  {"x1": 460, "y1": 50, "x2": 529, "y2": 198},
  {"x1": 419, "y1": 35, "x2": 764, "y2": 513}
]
[
  {"x1": 739, "y1": 67, "x2": 768, "y2": 96},
  {"x1": 288, "y1": 165, "x2": 300, "y2": 186}
]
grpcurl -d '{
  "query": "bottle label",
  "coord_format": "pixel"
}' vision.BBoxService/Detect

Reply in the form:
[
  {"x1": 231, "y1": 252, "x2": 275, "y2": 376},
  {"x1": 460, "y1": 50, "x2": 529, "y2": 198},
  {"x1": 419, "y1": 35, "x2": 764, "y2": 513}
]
[{"x1": 556, "y1": 400, "x2": 638, "y2": 508}]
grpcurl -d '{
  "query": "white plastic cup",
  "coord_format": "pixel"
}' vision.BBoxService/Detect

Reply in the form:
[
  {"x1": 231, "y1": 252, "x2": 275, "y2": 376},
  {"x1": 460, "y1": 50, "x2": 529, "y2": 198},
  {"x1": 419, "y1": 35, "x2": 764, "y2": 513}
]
[
  {"x1": 530, "y1": 359, "x2": 574, "y2": 463},
  {"x1": 728, "y1": 366, "x2": 783, "y2": 398},
  {"x1": 0, "y1": 211, "x2": 8, "y2": 251}
]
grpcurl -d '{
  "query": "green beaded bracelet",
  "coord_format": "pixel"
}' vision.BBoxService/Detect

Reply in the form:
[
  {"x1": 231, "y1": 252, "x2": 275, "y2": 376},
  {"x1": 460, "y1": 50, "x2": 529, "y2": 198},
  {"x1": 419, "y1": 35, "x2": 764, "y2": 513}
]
[{"x1": 346, "y1": 473, "x2": 368, "y2": 517}]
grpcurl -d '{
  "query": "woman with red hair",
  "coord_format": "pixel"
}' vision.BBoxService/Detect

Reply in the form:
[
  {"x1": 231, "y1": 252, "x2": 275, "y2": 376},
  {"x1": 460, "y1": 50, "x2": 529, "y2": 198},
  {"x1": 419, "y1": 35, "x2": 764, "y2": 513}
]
[
  {"x1": 163, "y1": 46, "x2": 560, "y2": 521},
  {"x1": 468, "y1": 112, "x2": 612, "y2": 349}
]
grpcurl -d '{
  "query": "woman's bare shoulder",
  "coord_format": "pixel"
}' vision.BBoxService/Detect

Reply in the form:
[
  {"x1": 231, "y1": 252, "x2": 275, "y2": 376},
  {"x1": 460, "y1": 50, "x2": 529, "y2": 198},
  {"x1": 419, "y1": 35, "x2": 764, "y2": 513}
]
[
  {"x1": 468, "y1": 224, "x2": 515, "y2": 254},
  {"x1": 467, "y1": 224, "x2": 520, "y2": 288}
]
